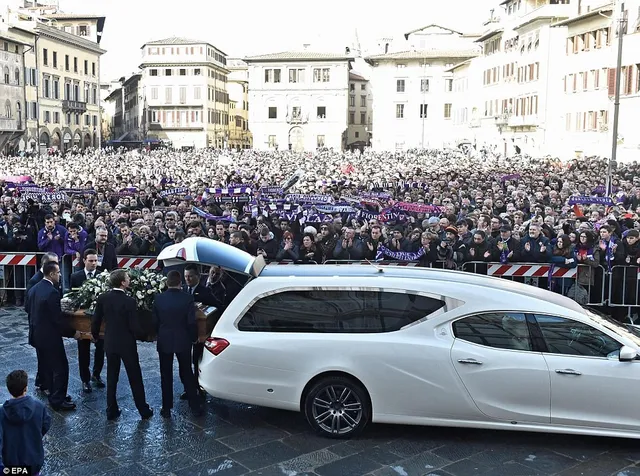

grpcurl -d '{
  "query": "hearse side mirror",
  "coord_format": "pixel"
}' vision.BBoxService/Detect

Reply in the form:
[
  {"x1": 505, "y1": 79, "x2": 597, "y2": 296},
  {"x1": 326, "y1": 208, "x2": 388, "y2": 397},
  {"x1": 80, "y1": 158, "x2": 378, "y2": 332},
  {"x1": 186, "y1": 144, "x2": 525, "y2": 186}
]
[{"x1": 619, "y1": 345, "x2": 639, "y2": 362}]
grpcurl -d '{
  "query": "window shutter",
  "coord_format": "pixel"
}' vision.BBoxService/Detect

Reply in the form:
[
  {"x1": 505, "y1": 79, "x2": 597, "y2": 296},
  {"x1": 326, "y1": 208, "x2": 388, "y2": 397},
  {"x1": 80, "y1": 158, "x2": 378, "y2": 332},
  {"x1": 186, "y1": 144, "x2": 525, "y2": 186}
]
[
  {"x1": 608, "y1": 68, "x2": 617, "y2": 96},
  {"x1": 626, "y1": 66, "x2": 633, "y2": 95}
]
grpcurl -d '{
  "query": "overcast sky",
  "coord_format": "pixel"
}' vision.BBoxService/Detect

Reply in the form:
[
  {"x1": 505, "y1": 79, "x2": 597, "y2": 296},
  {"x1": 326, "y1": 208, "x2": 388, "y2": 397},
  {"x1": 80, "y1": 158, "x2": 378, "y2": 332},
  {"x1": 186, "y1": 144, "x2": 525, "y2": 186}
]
[{"x1": 59, "y1": 0, "x2": 497, "y2": 81}]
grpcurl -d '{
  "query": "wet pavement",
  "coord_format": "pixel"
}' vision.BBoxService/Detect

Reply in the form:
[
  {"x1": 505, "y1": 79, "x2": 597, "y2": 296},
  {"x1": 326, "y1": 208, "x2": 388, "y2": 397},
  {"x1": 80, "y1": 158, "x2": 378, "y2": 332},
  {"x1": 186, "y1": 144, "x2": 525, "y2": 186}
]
[{"x1": 1, "y1": 306, "x2": 640, "y2": 476}]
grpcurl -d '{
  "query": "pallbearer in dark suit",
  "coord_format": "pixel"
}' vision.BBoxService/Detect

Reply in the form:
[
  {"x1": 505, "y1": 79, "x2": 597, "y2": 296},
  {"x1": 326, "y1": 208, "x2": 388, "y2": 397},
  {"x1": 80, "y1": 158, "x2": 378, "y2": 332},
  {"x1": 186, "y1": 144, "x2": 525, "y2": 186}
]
[
  {"x1": 69, "y1": 248, "x2": 105, "y2": 393},
  {"x1": 25, "y1": 252, "x2": 59, "y2": 394},
  {"x1": 25, "y1": 262, "x2": 80, "y2": 411},
  {"x1": 92, "y1": 270, "x2": 153, "y2": 421},
  {"x1": 182, "y1": 263, "x2": 218, "y2": 400},
  {"x1": 153, "y1": 270, "x2": 203, "y2": 418}
]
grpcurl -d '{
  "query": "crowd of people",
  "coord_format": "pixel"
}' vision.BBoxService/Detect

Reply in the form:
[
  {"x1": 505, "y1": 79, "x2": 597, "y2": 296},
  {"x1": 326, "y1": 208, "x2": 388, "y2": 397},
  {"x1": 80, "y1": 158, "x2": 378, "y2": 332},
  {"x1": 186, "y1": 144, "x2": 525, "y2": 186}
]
[{"x1": 0, "y1": 148, "x2": 639, "y2": 300}]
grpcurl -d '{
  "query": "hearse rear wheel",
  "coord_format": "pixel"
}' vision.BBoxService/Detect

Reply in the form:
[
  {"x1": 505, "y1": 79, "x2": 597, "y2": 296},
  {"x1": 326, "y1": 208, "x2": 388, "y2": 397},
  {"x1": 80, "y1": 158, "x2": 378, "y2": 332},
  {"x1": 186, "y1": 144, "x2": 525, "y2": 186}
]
[{"x1": 304, "y1": 375, "x2": 371, "y2": 439}]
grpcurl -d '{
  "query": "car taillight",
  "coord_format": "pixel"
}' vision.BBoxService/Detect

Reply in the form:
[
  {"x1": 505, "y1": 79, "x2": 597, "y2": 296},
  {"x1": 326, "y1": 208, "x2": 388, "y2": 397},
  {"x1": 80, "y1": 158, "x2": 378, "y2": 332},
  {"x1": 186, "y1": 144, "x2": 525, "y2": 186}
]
[{"x1": 204, "y1": 337, "x2": 230, "y2": 356}]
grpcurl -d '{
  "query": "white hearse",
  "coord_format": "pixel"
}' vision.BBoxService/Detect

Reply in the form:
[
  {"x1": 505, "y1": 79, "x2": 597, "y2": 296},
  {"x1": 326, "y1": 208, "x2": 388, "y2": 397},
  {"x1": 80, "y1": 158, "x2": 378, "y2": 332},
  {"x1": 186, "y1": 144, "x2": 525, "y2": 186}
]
[{"x1": 158, "y1": 238, "x2": 640, "y2": 439}]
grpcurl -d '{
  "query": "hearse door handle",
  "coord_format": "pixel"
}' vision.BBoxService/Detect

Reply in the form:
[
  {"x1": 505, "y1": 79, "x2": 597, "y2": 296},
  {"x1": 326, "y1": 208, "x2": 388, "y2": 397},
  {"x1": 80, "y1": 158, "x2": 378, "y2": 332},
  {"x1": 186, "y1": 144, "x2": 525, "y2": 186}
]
[
  {"x1": 457, "y1": 359, "x2": 483, "y2": 365},
  {"x1": 555, "y1": 369, "x2": 582, "y2": 376}
]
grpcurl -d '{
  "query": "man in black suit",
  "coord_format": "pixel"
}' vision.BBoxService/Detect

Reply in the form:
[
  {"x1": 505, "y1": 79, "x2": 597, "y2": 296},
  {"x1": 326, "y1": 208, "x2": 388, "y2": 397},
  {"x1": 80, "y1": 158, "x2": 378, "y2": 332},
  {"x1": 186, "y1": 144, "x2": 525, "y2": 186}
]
[
  {"x1": 182, "y1": 263, "x2": 217, "y2": 400},
  {"x1": 69, "y1": 248, "x2": 105, "y2": 393},
  {"x1": 84, "y1": 226, "x2": 117, "y2": 272},
  {"x1": 153, "y1": 270, "x2": 202, "y2": 418},
  {"x1": 26, "y1": 252, "x2": 59, "y2": 293},
  {"x1": 25, "y1": 251, "x2": 59, "y2": 393},
  {"x1": 92, "y1": 269, "x2": 153, "y2": 421},
  {"x1": 25, "y1": 262, "x2": 80, "y2": 411}
]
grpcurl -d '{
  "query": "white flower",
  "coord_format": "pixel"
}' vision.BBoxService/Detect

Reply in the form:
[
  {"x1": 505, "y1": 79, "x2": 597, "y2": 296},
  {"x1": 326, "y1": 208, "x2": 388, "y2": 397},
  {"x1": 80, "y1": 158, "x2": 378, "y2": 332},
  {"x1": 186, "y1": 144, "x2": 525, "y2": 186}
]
[
  {"x1": 147, "y1": 289, "x2": 154, "y2": 294},
  {"x1": 136, "y1": 291, "x2": 144, "y2": 299}
]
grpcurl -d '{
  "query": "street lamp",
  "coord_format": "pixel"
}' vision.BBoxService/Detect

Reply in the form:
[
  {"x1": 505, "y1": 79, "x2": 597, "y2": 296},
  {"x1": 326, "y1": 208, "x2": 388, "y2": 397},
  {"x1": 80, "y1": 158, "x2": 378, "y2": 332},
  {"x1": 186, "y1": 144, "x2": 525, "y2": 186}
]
[{"x1": 607, "y1": 1, "x2": 626, "y2": 196}]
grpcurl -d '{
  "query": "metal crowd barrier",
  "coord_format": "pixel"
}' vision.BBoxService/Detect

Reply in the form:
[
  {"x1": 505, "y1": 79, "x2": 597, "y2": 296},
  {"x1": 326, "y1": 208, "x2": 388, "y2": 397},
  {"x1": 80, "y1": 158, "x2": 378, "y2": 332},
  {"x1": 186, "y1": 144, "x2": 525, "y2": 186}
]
[
  {"x1": 0, "y1": 252, "x2": 47, "y2": 305},
  {"x1": 461, "y1": 261, "x2": 607, "y2": 307}
]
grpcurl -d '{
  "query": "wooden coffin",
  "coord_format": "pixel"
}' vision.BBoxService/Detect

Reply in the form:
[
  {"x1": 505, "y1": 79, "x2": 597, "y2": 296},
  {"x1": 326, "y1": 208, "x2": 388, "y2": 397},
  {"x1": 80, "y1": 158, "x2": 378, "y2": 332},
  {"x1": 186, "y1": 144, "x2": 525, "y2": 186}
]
[{"x1": 66, "y1": 306, "x2": 216, "y2": 342}]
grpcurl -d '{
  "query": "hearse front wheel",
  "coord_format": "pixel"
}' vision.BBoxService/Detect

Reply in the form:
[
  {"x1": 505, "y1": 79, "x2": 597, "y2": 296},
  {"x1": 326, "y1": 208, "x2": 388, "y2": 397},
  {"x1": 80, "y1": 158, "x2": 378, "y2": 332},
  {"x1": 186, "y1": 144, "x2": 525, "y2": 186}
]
[{"x1": 303, "y1": 375, "x2": 371, "y2": 439}]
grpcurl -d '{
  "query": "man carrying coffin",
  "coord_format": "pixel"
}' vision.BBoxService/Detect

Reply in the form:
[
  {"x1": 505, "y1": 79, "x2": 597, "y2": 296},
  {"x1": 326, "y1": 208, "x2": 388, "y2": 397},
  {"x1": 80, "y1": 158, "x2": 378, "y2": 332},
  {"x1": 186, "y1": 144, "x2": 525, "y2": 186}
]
[
  {"x1": 26, "y1": 262, "x2": 80, "y2": 411},
  {"x1": 69, "y1": 248, "x2": 105, "y2": 393},
  {"x1": 182, "y1": 263, "x2": 217, "y2": 400},
  {"x1": 92, "y1": 270, "x2": 153, "y2": 421},
  {"x1": 153, "y1": 270, "x2": 202, "y2": 417}
]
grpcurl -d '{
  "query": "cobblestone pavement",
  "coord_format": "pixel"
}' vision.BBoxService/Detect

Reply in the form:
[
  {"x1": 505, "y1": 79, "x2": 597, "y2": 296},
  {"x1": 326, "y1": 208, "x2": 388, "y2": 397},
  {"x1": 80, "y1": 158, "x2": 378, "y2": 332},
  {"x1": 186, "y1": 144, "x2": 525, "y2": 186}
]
[{"x1": 1, "y1": 306, "x2": 640, "y2": 476}]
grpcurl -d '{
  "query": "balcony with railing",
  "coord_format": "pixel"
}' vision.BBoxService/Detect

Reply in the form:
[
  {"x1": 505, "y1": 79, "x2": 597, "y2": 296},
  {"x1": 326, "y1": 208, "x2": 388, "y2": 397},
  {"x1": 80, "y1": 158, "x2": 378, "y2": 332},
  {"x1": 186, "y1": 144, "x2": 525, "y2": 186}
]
[
  {"x1": 512, "y1": 0, "x2": 575, "y2": 29},
  {"x1": 0, "y1": 118, "x2": 19, "y2": 131},
  {"x1": 286, "y1": 110, "x2": 309, "y2": 125},
  {"x1": 62, "y1": 100, "x2": 87, "y2": 114},
  {"x1": 509, "y1": 114, "x2": 539, "y2": 127},
  {"x1": 0, "y1": 50, "x2": 21, "y2": 64}
]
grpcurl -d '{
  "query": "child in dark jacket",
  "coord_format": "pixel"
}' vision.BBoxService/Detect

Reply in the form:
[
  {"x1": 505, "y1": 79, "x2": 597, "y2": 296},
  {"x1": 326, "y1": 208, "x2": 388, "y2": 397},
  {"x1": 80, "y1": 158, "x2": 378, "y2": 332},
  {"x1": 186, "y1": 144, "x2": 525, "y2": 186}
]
[{"x1": 0, "y1": 370, "x2": 51, "y2": 475}]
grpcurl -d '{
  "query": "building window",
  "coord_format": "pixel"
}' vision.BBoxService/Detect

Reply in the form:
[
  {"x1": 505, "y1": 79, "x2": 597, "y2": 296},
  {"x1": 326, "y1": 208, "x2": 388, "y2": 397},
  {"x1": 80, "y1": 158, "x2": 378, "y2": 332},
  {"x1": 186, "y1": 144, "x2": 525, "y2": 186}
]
[
  {"x1": 396, "y1": 79, "x2": 405, "y2": 92},
  {"x1": 43, "y1": 48, "x2": 48, "y2": 66},
  {"x1": 360, "y1": 112, "x2": 366, "y2": 124},
  {"x1": 349, "y1": 96, "x2": 355, "y2": 107},
  {"x1": 193, "y1": 86, "x2": 200, "y2": 100},
  {"x1": 420, "y1": 104, "x2": 428, "y2": 119},
  {"x1": 355, "y1": 131, "x2": 360, "y2": 138},
  {"x1": 349, "y1": 112, "x2": 355, "y2": 124},
  {"x1": 194, "y1": 68, "x2": 201, "y2": 75},
  {"x1": 445, "y1": 78, "x2": 453, "y2": 92},
  {"x1": 151, "y1": 87, "x2": 158, "y2": 99},
  {"x1": 165, "y1": 87, "x2": 172, "y2": 104},
  {"x1": 289, "y1": 68, "x2": 305, "y2": 83},
  {"x1": 317, "y1": 106, "x2": 326, "y2": 118},
  {"x1": 84, "y1": 60, "x2": 88, "y2": 75},
  {"x1": 53, "y1": 51, "x2": 57, "y2": 68},
  {"x1": 92, "y1": 62, "x2": 96, "y2": 76},
  {"x1": 268, "y1": 135, "x2": 277, "y2": 147},
  {"x1": 180, "y1": 68, "x2": 186, "y2": 76},
  {"x1": 53, "y1": 111, "x2": 59, "y2": 123},
  {"x1": 165, "y1": 68, "x2": 172, "y2": 76},
  {"x1": 265, "y1": 68, "x2": 281, "y2": 83},
  {"x1": 73, "y1": 57, "x2": 78, "y2": 73},
  {"x1": 3, "y1": 67, "x2": 8, "y2": 84},
  {"x1": 43, "y1": 76, "x2": 50, "y2": 98},
  {"x1": 74, "y1": 113, "x2": 79, "y2": 125},
  {"x1": 444, "y1": 103, "x2": 452, "y2": 119},
  {"x1": 350, "y1": 83, "x2": 355, "y2": 91},
  {"x1": 179, "y1": 87, "x2": 187, "y2": 104},
  {"x1": 268, "y1": 106, "x2": 277, "y2": 119},
  {"x1": 361, "y1": 83, "x2": 366, "y2": 91},
  {"x1": 14, "y1": 68, "x2": 19, "y2": 85},
  {"x1": 360, "y1": 95, "x2": 366, "y2": 107},
  {"x1": 93, "y1": 115, "x2": 97, "y2": 127},
  {"x1": 317, "y1": 135, "x2": 325, "y2": 147},
  {"x1": 396, "y1": 103, "x2": 405, "y2": 119},
  {"x1": 44, "y1": 110, "x2": 50, "y2": 123},
  {"x1": 313, "y1": 68, "x2": 330, "y2": 82},
  {"x1": 92, "y1": 87, "x2": 97, "y2": 104},
  {"x1": 64, "y1": 82, "x2": 71, "y2": 101},
  {"x1": 65, "y1": 55, "x2": 69, "y2": 71},
  {"x1": 150, "y1": 69, "x2": 158, "y2": 76},
  {"x1": 84, "y1": 114, "x2": 90, "y2": 126},
  {"x1": 53, "y1": 78, "x2": 59, "y2": 99}
]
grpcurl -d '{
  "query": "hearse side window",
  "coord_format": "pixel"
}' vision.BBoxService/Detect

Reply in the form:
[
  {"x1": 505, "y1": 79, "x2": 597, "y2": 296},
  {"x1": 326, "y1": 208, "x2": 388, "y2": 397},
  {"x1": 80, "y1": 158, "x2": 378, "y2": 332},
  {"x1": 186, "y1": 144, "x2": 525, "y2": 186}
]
[
  {"x1": 453, "y1": 313, "x2": 532, "y2": 351},
  {"x1": 534, "y1": 314, "x2": 621, "y2": 358},
  {"x1": 237, "y1": 290, "x2": 445, "y2": 333}
]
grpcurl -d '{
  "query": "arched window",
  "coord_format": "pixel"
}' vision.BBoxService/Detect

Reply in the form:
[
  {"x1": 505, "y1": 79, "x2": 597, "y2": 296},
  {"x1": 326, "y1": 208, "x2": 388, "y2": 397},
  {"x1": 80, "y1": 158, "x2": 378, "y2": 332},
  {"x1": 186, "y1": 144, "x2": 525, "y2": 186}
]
[
  {"x1": 5, "y1": 100, "x2": 12, "y2": 119},
  {"x1": 3, "y1": 66, "x2": 9, "y2": 84},
  {"x1": 14, "y1": 68, "x2": 19, "y2": 85},
  {"x1": 16, "y1": 102, "x2": 21, "y2": 128}
]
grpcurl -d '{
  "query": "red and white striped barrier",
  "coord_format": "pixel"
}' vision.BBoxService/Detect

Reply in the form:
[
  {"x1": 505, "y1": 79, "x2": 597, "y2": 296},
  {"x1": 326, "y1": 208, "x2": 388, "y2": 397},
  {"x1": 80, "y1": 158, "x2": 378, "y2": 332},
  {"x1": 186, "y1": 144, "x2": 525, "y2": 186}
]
[
  {"x1": 487, "y1": 264, "x2": 577, "y2": 279},
  {"x1": 0, "y1": 254, "x2": 38, "y2": 266},
  {"x1": 72, "y1": 256, "x2": 158, "y2": 270}
]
